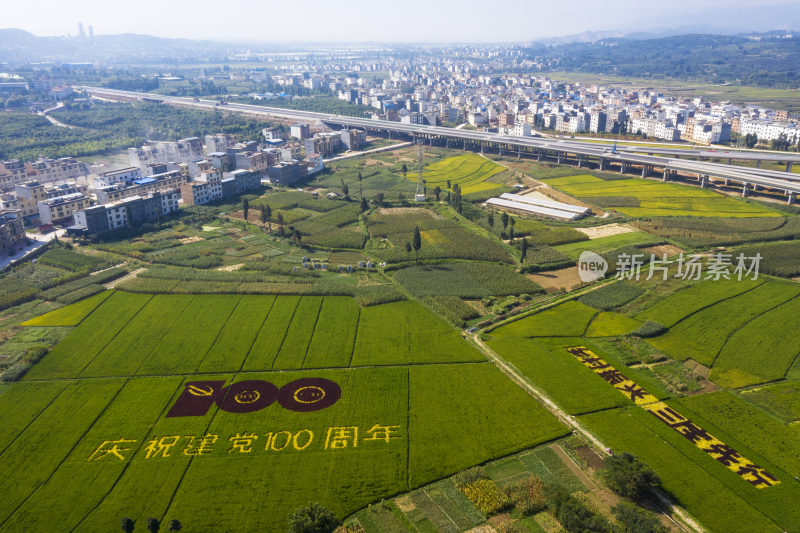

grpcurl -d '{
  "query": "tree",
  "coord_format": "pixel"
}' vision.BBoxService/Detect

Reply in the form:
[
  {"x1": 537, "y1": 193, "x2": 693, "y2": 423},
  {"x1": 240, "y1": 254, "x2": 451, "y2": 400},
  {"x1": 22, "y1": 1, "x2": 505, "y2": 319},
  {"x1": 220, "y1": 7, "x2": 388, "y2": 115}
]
[
  {"x1": 520, "y1": 238, "x2": 528, "y2": 265},
  {"x1": 360, "y1": 196, "x2": 368, "y2": 212},
  {"x1": 405, "y1": 241, "x2": 412, "y2": 258},
  {"x1": 146, "y1": 517, "x2": 160, "y2": 533},
  {"x1": 242, "y1": 198, "x2": 249, "y2": 222},
  {"x1": 446, "y1": 179, "x2": 451, "y2": 189},
  {"x1": 341, "y1": 180, "x2": 349, "y2": 199},
  {"x1": 433, "y1": 185, "x2": 441, "y2": 201},
  {"x1": 287, "y1": 502, "x2": 340, "y2": 533},
  {"x1": 412, "y1": 226, "x2": 422, "y2": 263},
  {"x1": 259, "y1": 204, "x2": 267, "y2": 225},
  {"x1": 501, "y1": 212, "x2": 509, "y2": 229},
  {"x1": 509, "y1": 226, "x2": 515, "y2": 242},
  {"x1": 401, "y1": 163, "x2": 408, "y2": 178},
  {"x1": 167, "y1": 519, "x2": 182, "y2": 532},
  {"x1": 374, "y1": 192, "x2": 384, "y2": 207},
  {"x1": 488, "y1": 211, "x2": 495, "y2": 228},
  {"x1": 277, "y1": 212, "x2": 284, "y2": 228},
  {"x1": 357, "y1": 171, "x2": 363, "y2": 198},
  {"x1": 121, "y1": 517, "x2": 135, "y2": 533},
  {"x1": 612, "y1": 502, "x2": 668, "y2": 533},
  {"x1": 601, "y1": 453, "x2": 661, "y2": 501},
  {"x1": 265, "y1": 204, "x2": 272, "y2": 222}
]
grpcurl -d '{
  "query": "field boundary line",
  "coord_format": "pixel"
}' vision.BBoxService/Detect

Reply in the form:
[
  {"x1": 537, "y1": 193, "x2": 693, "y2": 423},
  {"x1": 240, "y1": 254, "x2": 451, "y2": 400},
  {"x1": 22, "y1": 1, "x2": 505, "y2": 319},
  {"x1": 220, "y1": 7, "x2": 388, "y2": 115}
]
[
  {"x1": 406, "y1": 367, "x2": 411, "y2": 491},
  {"x1": 69, "y1": 377, "x2": 187, "y2": 531},
  {"x1": 270, "y1": 296, "x2": 302, "y2": 370},
  {"x1": 0, "y1": 378, "x2": 129, "y2": 531},
  {"x1": 0, "y1": 382, "x2": 70, "y2": 459},
  {"x1": 470, "y1": 334, "x2": 706, "y2": 533},
  {"x1": 346, "y1": 305, "x2": 361, "y2": 368},
  {"x1": 237, "y1": 295, "x2": 277, "y2": 372},
  {"x1": 75, "y1": 294, "x2": 155, "y2": 377},
  {"x1": 129, "y1": 295, "x2": 196, "y2": 377},
  {"x1": 300, "y1": 297, "x2": 324, "y2": 369},
  {"x1": 657, "y1": 279, "x2": 765, "y2": 329},
  {"x1": 192, "y1": 294, "x2": 243, "y2": 373},
  {"x1": 709, "y1": 291, "x2": 800, "y2": 368}
]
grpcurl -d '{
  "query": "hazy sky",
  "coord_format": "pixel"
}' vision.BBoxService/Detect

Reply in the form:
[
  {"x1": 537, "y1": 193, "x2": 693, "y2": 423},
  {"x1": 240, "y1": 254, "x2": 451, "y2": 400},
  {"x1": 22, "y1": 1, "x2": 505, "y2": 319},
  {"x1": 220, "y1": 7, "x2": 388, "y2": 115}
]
[{"x1": 4, "y1": 0, "x2": 799, "y2": 42}]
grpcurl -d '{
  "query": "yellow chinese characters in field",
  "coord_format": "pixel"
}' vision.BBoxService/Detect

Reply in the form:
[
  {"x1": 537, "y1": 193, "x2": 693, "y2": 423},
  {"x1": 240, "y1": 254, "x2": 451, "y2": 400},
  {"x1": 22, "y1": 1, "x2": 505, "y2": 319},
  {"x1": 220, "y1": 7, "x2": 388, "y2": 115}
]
[
  {"x1": 87, "y1": 424, "x2": 402, "y2": 462},
  {"x1": 566, "y1": 346, "x2": 780, "y2": 489}
]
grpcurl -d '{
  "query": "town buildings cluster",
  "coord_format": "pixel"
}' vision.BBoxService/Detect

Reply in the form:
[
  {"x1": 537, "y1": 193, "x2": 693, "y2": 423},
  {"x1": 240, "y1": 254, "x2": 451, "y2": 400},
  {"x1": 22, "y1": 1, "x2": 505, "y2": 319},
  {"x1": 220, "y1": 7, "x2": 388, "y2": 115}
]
[{"x1": 0, "y1": 123, "x2": 363, "y2": 249}]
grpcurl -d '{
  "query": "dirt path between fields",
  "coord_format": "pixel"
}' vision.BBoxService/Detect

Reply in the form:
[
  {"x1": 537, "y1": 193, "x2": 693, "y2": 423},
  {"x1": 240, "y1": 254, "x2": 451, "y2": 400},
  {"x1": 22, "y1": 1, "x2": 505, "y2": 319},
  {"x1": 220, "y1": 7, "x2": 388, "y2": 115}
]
[{"x1": 470, "y1": 334, "x2": 706, "y2": 533}]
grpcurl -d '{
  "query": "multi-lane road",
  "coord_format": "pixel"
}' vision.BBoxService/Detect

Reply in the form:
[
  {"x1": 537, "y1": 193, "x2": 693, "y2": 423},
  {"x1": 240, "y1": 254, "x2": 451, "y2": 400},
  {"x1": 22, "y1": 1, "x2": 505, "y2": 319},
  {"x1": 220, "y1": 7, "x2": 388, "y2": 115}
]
[{"x1": 76, "y1": 86, "x2": 800, "y2": 202}]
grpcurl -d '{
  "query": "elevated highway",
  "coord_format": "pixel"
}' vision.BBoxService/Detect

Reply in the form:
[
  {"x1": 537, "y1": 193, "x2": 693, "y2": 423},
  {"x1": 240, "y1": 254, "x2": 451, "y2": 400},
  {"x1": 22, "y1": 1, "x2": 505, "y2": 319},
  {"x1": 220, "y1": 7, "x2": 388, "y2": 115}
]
[{"x1": 77, "y1": 86, "x2": 800, "y2": 203}]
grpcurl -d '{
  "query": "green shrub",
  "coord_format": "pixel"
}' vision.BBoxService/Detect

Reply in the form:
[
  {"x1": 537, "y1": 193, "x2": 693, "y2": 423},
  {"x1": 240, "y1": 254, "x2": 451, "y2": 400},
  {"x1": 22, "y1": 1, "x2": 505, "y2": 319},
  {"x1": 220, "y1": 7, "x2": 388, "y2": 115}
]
[
  {"x1": 504, "y1": 476, "x2": 547, "y2": 516},
  {"x1": 1, "y1": 363, "x2": 31, "y2": 382},
  {"x1": 578, "y1": 281, "x2": 645, "y2": 311},
  {"x1": 632, "y1": 321, "x2": 667, "y2": 338},
  {"x1": 452, "y1": 466, "x2": 489, "y2": 489},
  {"x1": 354, "y1": 285, "x2": 405, "y2": 307},
  {"x1": 287, "y1": 502, "x2": 340, "y2": 533},
  {"x1": 56, "y1": 284, "x2": 105, "y2": 304},
  {"x1": 600, "y1": 453, "x2": 661, "y2": 502},
  {"x1": 612, "y1": 501, "x2": 668, "y2": 533},
  {"x1": 24, "y1": 345, "x2": 49, "y2": 364}
]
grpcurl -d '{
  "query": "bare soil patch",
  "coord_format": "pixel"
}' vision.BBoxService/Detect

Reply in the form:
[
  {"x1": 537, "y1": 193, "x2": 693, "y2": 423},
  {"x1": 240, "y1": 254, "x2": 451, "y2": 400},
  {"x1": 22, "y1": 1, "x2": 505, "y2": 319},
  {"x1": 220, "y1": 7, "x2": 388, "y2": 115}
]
[
  {"x1": 394, "y1": 495, "x2": 415, "y2": 512},
  {"x1": 216, "y1": 263, "x2": 244, "y2": 272},
  {"x1": 575, "y1": 446, "x2": 605, "y2": 472},
  {"x1": 179, "y1": 236, "x2": 204, "y2": 245},
  {"x1": 641, "y1": 244, "x2": 684, "y2": 257},
  {"x1": 527, "y1": 267, "x2": 583, "y2": 293},
  {"x1": 576, "y1": 223, "x2": 637, "y2": 240}
]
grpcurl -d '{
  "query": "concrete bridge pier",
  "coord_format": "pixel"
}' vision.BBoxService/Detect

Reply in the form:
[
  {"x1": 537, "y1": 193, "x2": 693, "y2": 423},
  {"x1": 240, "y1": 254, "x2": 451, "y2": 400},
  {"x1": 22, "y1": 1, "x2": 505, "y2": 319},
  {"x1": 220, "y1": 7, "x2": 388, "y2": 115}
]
[
  {"x1": 662, "y1": 169, "x2": 669, "y2": 181},
  {"x1": 700, "y1": 176, "x2": 709, "y2": 188},
  {"x1": 600, "y1": 158, "x2": 607, "y2": 171},
  {"x1": 788, "y1": 192, "x2": 796, "y2": 205},
  {"x1": 641, "y1": 165, "x2": 651, "y2": 178},
  {"x1": 742, "y1": 183, "x2": 750, "y2": 197},
  {"x1": 788, "y1": 162, "x2": 794, "y2": 173},
  {"x1": 556, "y1": 154, "x2": 562, "y2": 164},
  {"x1": 724, "y1": 178, "x2": 730, "y2": 186},
  {"x1": 536, "y1": 151, "x2": 542, "y2": 162},
  {"x1": 756, "y1": 160, "x2": 761, "y2": 168},
  {"x1": 620, "y1": 162, "x2": 630, "y2": 174},
  {"x1": 463, "y1": 139, "x2": 466, "y2": 150}
]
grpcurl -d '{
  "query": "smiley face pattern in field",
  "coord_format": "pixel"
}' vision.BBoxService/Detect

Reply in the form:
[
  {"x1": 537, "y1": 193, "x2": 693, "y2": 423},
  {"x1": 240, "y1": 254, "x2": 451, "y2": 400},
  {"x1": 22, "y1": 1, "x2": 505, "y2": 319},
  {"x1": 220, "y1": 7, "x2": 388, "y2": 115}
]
[
  {"x1": 165, "y1": 378, "x2": 342, "y2": 417},
  {"x1": 566, "y1": 346, "x2": 780, "y2": 489}
]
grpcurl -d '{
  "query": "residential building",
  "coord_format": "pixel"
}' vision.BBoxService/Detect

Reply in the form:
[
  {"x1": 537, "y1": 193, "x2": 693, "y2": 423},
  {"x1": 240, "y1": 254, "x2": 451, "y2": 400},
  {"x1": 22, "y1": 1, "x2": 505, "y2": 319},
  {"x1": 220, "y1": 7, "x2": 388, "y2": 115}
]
[
  {"x1": 70, "y1": 189, "x2": 180, "y2": 235},
  {"x1": 37, "y1": 192, "x2": 92, "y2": 225},
  {"x1": 221, "y1": 169, "x2": 261, "y2": 198},
  {"x1": 0, "y1": 209, "x2": 25, "y2": 256},
  {"x1": 290, "y1": 124, "x2": 310, "y2": 140},
  {"x1": 94, "y1": 170, "x2": 188, "y2": 204},
  {"x1": 267, "y1": 161, "x2": 302, "y2": 185},
  {"x1": 128, "y1": 137, "x2": 204, "y2": 169},
  {"x1": 205, "y1": 133, "x2": 237, "y2": 154},
  {"x1": 179, "y1": 170, "x2": 223, "y2": 206},
  {"x1": 92, "y1": 167, "x2": 141, "y2": 188},
  {"x1": 340, "y1": 128, "x2": 367, "y2": 150}
]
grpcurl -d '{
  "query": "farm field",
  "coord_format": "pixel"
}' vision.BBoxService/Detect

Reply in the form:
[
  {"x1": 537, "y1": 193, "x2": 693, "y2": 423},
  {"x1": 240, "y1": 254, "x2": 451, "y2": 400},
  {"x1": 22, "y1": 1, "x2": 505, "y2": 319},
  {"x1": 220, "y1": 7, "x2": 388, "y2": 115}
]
[
  {"x1": 554, "y1": 230, "x2": 662, "y2": 259},
  {"x1": 489, "y1": 300, "x2": 598, "y2": 338},
  {"x1": 646, "y1": 280, "x2": 800, "y2": 368},
  {"x1": 20, "y1": 290, "x2": 113, "y2": 327},
  {"x1": 392, "y1": 261, "x2": 541, "y2": 298},
  {"x1": 541, "y1": 174, "x2": 780, "y2": 217},
  {"x1": 1, "y1": 293, "x2": 568, "y2": 532},
  {"x1": 412, "y1": 153, "x2": 505, "y2": 195}
]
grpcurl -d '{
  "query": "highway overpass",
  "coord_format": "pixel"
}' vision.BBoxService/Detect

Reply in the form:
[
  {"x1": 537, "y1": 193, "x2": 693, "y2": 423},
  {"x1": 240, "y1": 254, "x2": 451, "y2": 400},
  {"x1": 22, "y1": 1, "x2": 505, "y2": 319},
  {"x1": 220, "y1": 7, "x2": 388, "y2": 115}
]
[{"x1": 76, "y1": 86, "x2": 800, "y2": 203}]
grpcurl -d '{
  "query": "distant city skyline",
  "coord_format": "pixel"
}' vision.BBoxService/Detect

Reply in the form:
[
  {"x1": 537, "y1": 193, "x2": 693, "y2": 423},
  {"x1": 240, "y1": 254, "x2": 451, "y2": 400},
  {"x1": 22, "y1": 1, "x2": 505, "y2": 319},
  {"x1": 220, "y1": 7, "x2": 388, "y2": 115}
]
[{"x1": 4, "y1": 0, "x2": 800, "y2": 43}]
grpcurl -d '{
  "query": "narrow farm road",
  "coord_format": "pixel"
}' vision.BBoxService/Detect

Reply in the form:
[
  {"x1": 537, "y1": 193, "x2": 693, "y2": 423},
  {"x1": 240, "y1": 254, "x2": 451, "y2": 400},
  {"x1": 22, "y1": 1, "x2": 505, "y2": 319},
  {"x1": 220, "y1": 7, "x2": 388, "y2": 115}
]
[{"x1": 470, "y1": 333, "x2": 707, "y2": 533}]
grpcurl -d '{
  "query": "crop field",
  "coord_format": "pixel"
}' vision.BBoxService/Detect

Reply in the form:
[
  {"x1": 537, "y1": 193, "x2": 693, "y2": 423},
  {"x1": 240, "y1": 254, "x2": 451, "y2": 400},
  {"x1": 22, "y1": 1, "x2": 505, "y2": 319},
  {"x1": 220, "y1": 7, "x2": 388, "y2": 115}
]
[
  {"x1": 0, "y1": 293, "x2": 568, "y2": 532},
  {"x1": 740, "y1": 380, "x2": 800, "y2": 423},
  {"x1": 20, "y1": 290, "x2": 113, "y2": 327},
  {"x1": 646, "y1": 280, "x2": 800, "y2": 368},
  {"x1": 635, "y1": 278, "x2": 763, "y2": 327},
  {"x1": 554, "y1": 230, "x2": 662, "y2": 259},
  {"x1": 367, "y1": 209, "x2": 512, "y2": 263},
  {"x1": 412, "y1": 153, "x2": 505, "y2": 195},
  {"x1": 489, "y1": 301, "x2": 598, "y2": 338},
  {"x1": 583, "y1": 312, "x2": 642, "y2": 337},
  {"x1": 392, "y1": 262, "x2": 541, "y2": 298},
  {"x1": 541, "y1": 174, "x2": 780, "y2": 217},
  {"x1": 579, "y1": 406, "x2": 795, "y2": 533}
]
